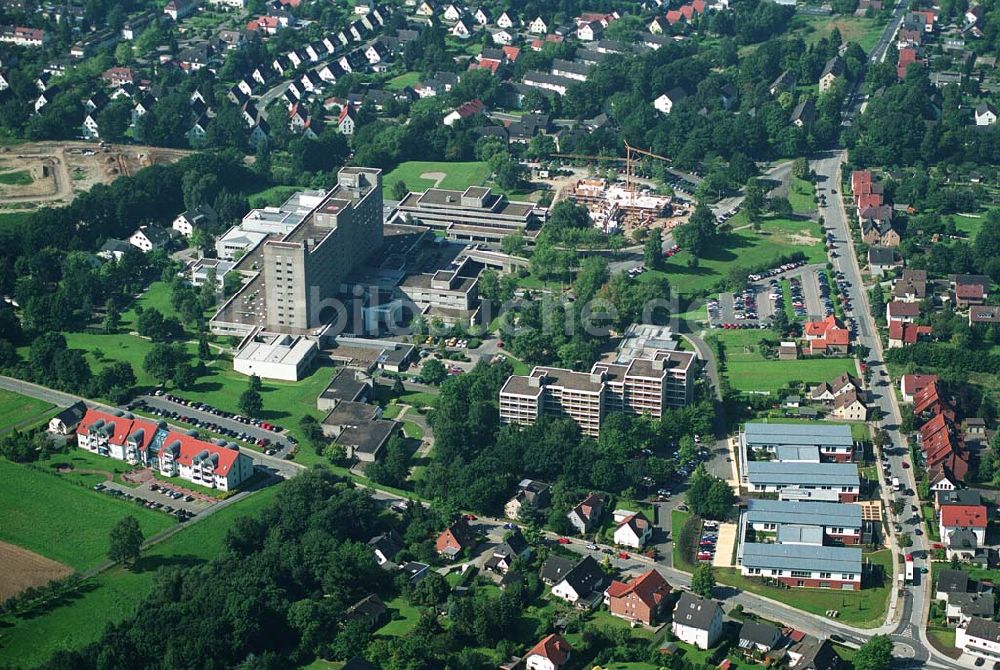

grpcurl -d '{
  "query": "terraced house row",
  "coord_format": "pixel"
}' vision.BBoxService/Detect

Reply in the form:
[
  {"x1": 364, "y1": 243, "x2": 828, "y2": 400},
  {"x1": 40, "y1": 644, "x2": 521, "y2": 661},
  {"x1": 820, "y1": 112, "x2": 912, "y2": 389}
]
[{"x1": 75, "y1": 408, "x2": 256, "y2": 491}]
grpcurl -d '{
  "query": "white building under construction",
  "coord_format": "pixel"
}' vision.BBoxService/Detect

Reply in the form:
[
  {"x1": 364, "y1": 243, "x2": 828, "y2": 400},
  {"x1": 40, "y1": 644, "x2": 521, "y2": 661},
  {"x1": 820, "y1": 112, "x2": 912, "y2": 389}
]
[{"x1": 569, "y1": 178, "x2": 673, "y2": 233}]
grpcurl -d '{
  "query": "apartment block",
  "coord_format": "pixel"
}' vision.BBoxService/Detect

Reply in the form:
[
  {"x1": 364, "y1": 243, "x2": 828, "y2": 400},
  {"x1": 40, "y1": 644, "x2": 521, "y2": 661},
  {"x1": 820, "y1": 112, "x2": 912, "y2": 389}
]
[
  {"x1": 76, "y1": 408, "x2": 254, "y2": 491},
  {"x1": 745, "y1": 461, "x2": 860, "y2": 502},
  {"x1": 742, "y1": 499, "x2": 864, "y2": 545},
  {"x1": 499, "y1": 350, "x2": 695, "y2": 436},
  {"x1": 740, "y1": 543, "x2": 862, "y2": 591}
]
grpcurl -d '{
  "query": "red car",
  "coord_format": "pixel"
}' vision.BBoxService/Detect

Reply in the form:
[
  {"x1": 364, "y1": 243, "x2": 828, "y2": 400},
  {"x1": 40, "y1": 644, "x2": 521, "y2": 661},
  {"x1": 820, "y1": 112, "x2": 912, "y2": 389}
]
[
  {"x1": 618, "y1": 551, "x2": 630, "y2": 559},
  {"x1": 902, "y1": 461, "x2": 910, "y2": 469},
  {"x1": 557, "y1": 538, "x2": 571, "y2": 544},
  {"x1": 463, "y1": 514, "x2": 477, "y2": 521}
]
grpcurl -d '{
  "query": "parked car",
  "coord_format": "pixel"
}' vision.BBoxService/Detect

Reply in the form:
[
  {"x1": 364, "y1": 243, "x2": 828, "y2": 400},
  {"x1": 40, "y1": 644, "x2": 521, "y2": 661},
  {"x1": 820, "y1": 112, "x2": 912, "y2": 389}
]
[{"x1": 557, "y1": 538, "x2": 571, "y2": 544}]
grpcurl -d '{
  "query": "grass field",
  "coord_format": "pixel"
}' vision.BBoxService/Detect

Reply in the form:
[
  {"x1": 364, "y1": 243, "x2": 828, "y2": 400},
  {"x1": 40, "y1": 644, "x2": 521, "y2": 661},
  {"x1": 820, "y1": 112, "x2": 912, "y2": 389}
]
[
  {"x1": 0, "y1": 389, "x2": 54, "y2": 433},
  {"x1": 671, "y1": 509, "x2": 695, "y2": 571},
  {"x1": 716, "y1": 549, "x2": 893, "y2": 627},
  {"x1": 0, "y1": 211, "x2": 32, "y2": 232},
  {"x1": 788, "y1": 177, "x2": 816, "y2": 214},
  {"x1": 706, "y1": 328, "x2": 856, "y2": 394},
  {"x1": 796, "y1": 14, "x2": 884, "y2": 53},
  {"x1": 248, "y1": 184, "x2": 308, "y2": 209},
  {"x1": 0, "y1": 484, "x2": 282, "y2": 668},
  {"x1": 385, "y1": 71, "x2": 420, "y2": 90},
  {"x1": 0, "y1": 459, "x2": 174, "y2": 572},
  {"x1": 378, "y1": 595, "x2": 425, "y2": 636},
  {"x1": 0, "y1": 170, "x2": 32, "y2": 185},
  {"x1": 646, "y1": 216, "x2": 825, "y2": 296},
  {"x1": 384, "y1": 161, "x2": 491, "y2": 193}
]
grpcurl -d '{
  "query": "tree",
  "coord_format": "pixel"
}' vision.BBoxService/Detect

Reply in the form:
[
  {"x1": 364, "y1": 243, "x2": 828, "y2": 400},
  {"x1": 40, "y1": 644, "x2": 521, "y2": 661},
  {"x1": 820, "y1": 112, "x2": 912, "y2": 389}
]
[
  {"x1": 744, "y1": 178, "x2": 765, "y2": 222},
  {"x1": 107, "y1": 515, "x2": 143, "y2": 567},
  {"x1": 249, "y1": 374, "x2": 262, "y2": 393},
  {"x1": 239, "y1": 388, "x2": 263, "y2": 418},
  {"x1": 420, "y1": 358, "x2": 448, "y2": 385},
  {"x1": 644, "y1": 228, "x2": 664, "y2": 270},
  {"x1": 854, "y1": 635, "x2": 893, "y2": 670},
  {"x1": 691, "y1": 563, "x2": 716, "y2": 598},
  {"x1": 392, "y1": 180, "x2": 409, "y2": 200},
  {"x1": 103, "y1": 298, "x2": 121, "y2": 333}
]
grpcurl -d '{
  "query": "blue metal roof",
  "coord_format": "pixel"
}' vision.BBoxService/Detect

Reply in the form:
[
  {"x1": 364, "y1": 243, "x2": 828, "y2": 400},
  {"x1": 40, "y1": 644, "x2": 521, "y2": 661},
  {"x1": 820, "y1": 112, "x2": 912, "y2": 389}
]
[
  {"x1": 746, "y1": 461, "x2": 859, "y2": 487},
  {"x1": 746, "y1": 499, "x2": 862, "y2": 528},
  {"x1": 741, "y1": 542, "x2": 862, "y2": 574},
  {"x1": 744, "y1": 422, "x2": 854, "y2": 448}
]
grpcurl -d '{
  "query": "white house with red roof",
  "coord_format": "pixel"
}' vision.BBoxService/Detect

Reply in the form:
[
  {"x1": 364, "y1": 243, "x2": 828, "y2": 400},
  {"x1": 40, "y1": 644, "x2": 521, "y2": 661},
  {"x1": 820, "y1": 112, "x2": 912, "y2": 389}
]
[
  {"x1": 338, "y1": 104, "x2": 357, "y2": 135},
  {"x1": 525, "y1": 633, "x2": 572, "y2": 670},
  {"x1": 940, "y1": 504, "x2": 987, "y2": 546},
  {"x1": 901, "y1": 373, "x2": 938, "y2": 403},
  {"x1": 613, "y1": 510, "x2": 653, "y2": 548},
  {"x1": 76, "y1": 407, "x2": 254, "y2": 491},
  {"x1": 443, "y1": 98, "x2": 485, "y2": 126}
]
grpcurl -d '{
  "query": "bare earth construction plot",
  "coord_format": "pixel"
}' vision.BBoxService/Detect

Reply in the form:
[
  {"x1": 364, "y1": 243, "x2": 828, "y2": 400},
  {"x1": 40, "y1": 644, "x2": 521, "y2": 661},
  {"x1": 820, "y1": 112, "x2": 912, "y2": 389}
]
[{"x1": 0, "y1": 141, "x2": 190, "y2": 215}]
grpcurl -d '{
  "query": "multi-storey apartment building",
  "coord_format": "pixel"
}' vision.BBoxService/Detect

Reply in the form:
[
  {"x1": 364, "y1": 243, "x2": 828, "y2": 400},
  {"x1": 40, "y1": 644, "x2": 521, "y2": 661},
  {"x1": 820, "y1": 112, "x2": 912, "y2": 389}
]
[
  {"x1": 745, "y1": 462, "x2": 860, "y2": 502},
  {"x1": 740, "y1": 543, "x2": 862, "y2": 590},
  {"x1": 76, "y1": 408, "x2": 254, "y2": 491},
  {"x1": 499, "y1": 350, "x2": 695, "y2": 436},
  {"x1": 742, "y1": 499, "x2": 864, "y2": 545}
]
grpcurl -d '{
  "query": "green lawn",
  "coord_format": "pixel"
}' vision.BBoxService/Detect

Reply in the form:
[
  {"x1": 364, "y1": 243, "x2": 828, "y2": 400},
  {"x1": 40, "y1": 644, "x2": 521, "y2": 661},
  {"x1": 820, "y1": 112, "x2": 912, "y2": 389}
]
[
  {"x1": 0, "y1": 389, "x2": 54, "y2": 433},
  {"x1": 716, "y1": 549, "x2": 893, "y2": 627},
  {"x1": 649, "y1": 216, "x2": 825, "y2": 296},
  {"x1": 0, "y1": 169, "x2": 32, "y2": 185},
  {"x1": 788, "y1": 177, "x2": 816, "y2": 214},
  {"x1": 496, "y1": 351, "x2": 532, "y2": 375},
  {"x1": 383, "y1": 161, "x2": 491, "y2": 193},
  {"x1": 0, "y1": 484, "x2": 282, "y2": 668},
  {"x1": 726, "y1": 357, "x2": 857, "y2": 394},
  {"x1": 385, "y1": 71, "x2": 421, "y2": 90},
  {"x1": 248, "y1": 184, "x2": 308, "y2": 209},
  {"x1": 402, "y1": 420, "x2": 424, "y2": 440},
  {"x1": 0, "y1": 211, "x2": 33, "y2": 232},
  {"x1": 0, "y1": 459, "x2": 174, "y2": 571},
  {"x1": 796, "y1": 14, "x2": 885, "y2": 53},
  {"x1": 951, "y1": 210, "x2": 995, "y2": 237},
  {"x1": 378, "y1": 595, "x2": 426, "y2": 636},
  {"x1": 671, "y1": 509, "x2": 695, "y2": 571}
]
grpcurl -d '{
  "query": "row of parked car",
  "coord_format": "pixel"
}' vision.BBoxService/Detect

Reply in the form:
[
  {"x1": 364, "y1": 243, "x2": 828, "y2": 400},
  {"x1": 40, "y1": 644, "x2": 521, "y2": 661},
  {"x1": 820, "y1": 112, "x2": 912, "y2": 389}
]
[
  {"x1": 788, "y1": 275, "x2": 807, "y2": 318},
  {"x1": 715, "y1": 206, "x2": 740, "y2": 224},
  {"x1": 92, "y1": 483, "x2": 195, "y2": 521},
  {"x1": 748, "y1": 260, "x2": 807, "y2": 283},
  {"x1": 130, "y1": 399, "x2": 287, "y2": 456},
  {"x1": 152, "y1": 390, "x2": 288, "y2": 434},
  {"x1": 697, "y1": 520, "x2": 720, "y2": 562}
]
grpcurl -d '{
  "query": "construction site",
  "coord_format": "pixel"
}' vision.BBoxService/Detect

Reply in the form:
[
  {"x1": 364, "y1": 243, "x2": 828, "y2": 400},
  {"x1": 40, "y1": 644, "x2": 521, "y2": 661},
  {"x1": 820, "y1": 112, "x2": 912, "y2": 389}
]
[
  {"x1": 0, "y1": 141, "x2": 190, "y2": 213},
  {"x1": 558, "y1": 142, "x2": 691, "y2": 236}
]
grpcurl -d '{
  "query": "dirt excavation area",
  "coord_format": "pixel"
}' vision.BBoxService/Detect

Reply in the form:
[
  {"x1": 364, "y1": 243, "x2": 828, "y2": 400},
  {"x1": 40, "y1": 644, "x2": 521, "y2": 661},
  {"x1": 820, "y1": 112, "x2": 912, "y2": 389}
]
[
  {"x1": 0, "y1": 141, "x2": 191, "y2": 212},
  {"x1": 0, "y1": 541, "x2": 73, "y2": 601}
]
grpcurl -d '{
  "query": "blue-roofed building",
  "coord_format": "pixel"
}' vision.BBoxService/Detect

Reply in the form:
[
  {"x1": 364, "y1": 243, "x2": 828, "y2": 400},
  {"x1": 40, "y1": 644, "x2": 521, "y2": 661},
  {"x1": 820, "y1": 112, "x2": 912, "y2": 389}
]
[
  {"x1": 739, "y1": 423, "x2": 856, "y2": 480},
  {"x1": 744, "y1": 499, "x2": 863, "y2": 545},
  {"x1": 740, "y1": 542, "x2": 863, "y2": 590},
  {"x1": 745, "y1": 462, "x2": 860, "y2": 502}
]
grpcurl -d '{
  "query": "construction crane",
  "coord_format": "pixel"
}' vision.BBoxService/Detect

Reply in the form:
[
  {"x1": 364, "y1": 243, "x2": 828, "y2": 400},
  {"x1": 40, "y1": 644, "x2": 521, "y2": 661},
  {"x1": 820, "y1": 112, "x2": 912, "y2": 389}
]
[{"x1": 624, "y1": 142, "x2": 671, "y2": 193}]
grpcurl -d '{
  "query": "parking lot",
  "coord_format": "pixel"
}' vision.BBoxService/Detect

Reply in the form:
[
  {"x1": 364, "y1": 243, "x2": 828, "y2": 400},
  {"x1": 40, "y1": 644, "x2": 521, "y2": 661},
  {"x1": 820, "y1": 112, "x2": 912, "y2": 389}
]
[{"x1": 98, "y1": 479, "x2": 215, "y2": 520}]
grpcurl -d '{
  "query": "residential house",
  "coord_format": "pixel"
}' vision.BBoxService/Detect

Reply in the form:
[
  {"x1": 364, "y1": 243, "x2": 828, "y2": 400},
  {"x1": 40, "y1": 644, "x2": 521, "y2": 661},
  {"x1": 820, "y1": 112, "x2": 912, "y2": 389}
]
[
  {"x1": 497, "y1": 11, "x2": 518, "y2": 28},
  {"x1": 888, "y1": 321, "x2": 932, "y2": 348},
  {"x1": 98, "y1": 239, "x2": 131, "y2": 261},
  {"x1": 936, "y1": 569, "x2": 971, "y2": 600},
  {"x1": 951, "y1": 274, "x2": 990, "y2": 308},
  {"x1": 671, "y1": 592, "x2": 724, "y2": 650},
  {"x1": 738, "y1": 620, "x2": 782, "y2": 658},
  {"x1": 803, "y1": 314, "x2": 850, "y2": 355},
  {"x1": 786, "y1": 636, "x2": 841, "y2": 670},
  {"x1": 867, "y1": 246, "x2": 901, "y2": 276},
  {"x1": 975, "y1": 103, "x2": 997, "y2": 126},
  {"x1": 369, "y1": 531, "x2": 403, "y2": 566},
  {"x1": 172, "y1": 204, "x2": 216, "y2": 237},
  {"x1": 529, "y1": 16, "x2": 549, "y2": 34},
  {"x1": 436, "y1": 517, "x2": 476, "y2": 558},
  {"x1": 578, "y1": 20, "x2": 603, "y2": 41},
  {"x1": 505, "y1": 479, "x2": 551, "y2": 519},
  {"x1": 539, "y1": 556, "x2": 574, "y2": 585},
  {"x1": 790, "y1": 98, "x2": 816, "y2": 127},
  {"x1": 948, "y1": 592, "x2": 995, "y2": 626},
  {"x1": 819, "y1": 57, "x2": 845, "y2": 92},
  {"x1": 832, "y1": 390, "x2": 867, "y2": 421},
  {"x1": 654, "y1": 88, "x2": 687, "y2": 115},
  {"x1": 940, "y1": 504, "x2": 987, "y2": 546},
  {"x1": 769, "y1": 71, "x2": 796, "y2": 97},
  {"x1": 491, "y1": 29, "x2": 514, "y2": 45},
  {"x1": 524, "y1": 634, "x2": 572, "y2": 670},
  {"x1": 613, "y1": 511, "x2": 653, "y2": 549},
  {"x1": 129, "y1": 225, "x2": 173, "y2": 253},
  {"x1": 452, "y1": 18, "x2": 472, "y2": 38},
  {"x1": 164, "y1": 0, "x2": 201, "y2": 20},
  {"x1": 442, "y1": 3, "x2": 463, "y2": 21},
  {"x1": 48, "y1": 401, "x2": 88, "y2": 435},
  {"x1": 901, "y1": 373, "x2": 938, "y2": 403},
  {"x1": 566, "y1": 492, "x2": 605, "y2": 534},
  {"x1": 344, "y1": 594, "x2": 387, "y2": 629},
  {"x1": 604, "y1": 569, "x2": 671, "y2": 625},
  {"x1": 893, "y1": 269, "x2": 928, "y2": 302},
  {"x1": 957, "y1": 617, "x2": 1000, "y2": 662},
  {"x1": 740, "y1": 543, "x2": 862, "y2": 590},
  {"x1": 887, "y1": 300, "x2": 920, "y2": 323},
  {"x1": 473, "y1": 8, "x2": 490, "y2": 24},
  {"x1": 551, "y1": 556, "x2": 606, "y2": 607},
  {"x1": 338, "y1": 104, "x2": 357, "y2": 135},
  {"x1": 443, "y1": 98, "x2": 485, "y2": 126},
  {"x1": 484, "y1": 529, "x2": 532, "y2": 574}
]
